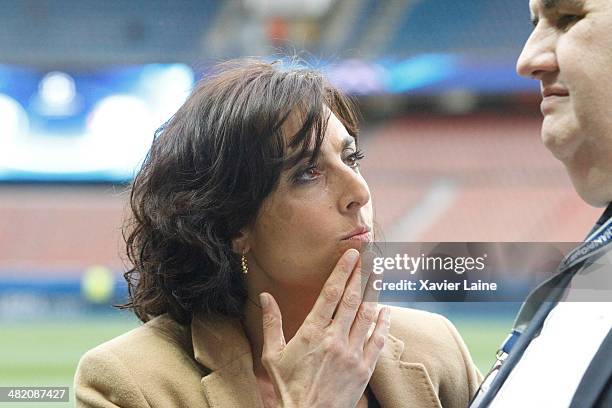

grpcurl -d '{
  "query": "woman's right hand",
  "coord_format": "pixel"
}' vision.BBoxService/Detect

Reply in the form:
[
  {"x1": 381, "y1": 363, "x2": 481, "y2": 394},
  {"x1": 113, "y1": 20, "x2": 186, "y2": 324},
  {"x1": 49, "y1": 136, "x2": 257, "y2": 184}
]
[{"x1": 258, "y1": 248, "x2": 390, "y2": 408}]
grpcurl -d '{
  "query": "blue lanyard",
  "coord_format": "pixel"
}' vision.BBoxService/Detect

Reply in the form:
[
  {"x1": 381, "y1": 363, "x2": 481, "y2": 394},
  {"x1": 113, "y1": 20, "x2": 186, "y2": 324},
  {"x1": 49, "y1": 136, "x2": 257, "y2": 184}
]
[
  {"x1": 470, "y1": 203, "x2": 612, "y2": 408},
  {"x1": 471, "y1": 204, "x2": 612, "y2": 407},
  {"x1": 500, "y1": 204, "x2": 612, "y2": 355},
  {"x1": 559, "y1": 214, "x2": 612, "y2": 272}
]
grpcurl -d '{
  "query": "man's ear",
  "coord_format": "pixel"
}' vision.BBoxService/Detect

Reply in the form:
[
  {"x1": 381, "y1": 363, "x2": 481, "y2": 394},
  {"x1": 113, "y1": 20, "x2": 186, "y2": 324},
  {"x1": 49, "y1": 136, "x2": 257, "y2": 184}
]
[{"x1": 231, "y1": 229, "x2": 251, "y2": 254}]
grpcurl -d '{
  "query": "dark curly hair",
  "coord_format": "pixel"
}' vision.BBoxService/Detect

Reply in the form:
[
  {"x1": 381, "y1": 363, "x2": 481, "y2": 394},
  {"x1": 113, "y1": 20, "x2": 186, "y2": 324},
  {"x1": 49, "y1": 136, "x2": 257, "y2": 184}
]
[{"x1": 119, "y1": 58, "x2": 360, "y2": 324}]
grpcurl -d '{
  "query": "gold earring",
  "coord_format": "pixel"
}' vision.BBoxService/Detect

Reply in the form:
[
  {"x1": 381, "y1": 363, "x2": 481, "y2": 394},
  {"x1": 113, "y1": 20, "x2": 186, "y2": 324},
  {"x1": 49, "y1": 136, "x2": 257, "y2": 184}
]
[{"x1": 241, "y1": 253, "x2": 248, "y2": 274}]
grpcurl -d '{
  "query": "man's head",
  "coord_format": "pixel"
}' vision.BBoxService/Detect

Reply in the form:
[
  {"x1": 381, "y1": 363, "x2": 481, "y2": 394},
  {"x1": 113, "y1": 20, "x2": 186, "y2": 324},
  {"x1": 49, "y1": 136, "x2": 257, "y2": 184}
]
[{"x1": 517, "y1": 0, "x2": 612, "y2": 206}]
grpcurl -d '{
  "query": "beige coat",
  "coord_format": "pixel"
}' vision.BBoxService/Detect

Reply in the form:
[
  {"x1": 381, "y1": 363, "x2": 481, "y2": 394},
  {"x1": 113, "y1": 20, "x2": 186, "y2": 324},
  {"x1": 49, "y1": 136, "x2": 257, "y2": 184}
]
[{"x1": 74, "y1": 306, "x2": 482, "y2": 407}]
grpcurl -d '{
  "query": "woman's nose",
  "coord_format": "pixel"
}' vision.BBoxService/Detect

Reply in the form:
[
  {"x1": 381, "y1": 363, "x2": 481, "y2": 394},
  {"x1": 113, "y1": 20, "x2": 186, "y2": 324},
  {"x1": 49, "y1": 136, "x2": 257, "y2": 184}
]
[{"x1": 339, "y1": 167, "x2": 371, "y2": 213}]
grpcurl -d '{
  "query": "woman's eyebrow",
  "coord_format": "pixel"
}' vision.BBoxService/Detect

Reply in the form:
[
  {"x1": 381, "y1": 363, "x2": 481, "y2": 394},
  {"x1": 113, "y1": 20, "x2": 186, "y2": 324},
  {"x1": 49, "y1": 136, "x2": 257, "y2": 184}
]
[
  {"x1": 283, "y1": 146, "x2": 317, "y2": 170},
  {"x1": 340, "y1": 135, "x2": 356, "y2": 151},
  {"x1": 283, "y1": 135, "x2": 356, "y2": 170}
]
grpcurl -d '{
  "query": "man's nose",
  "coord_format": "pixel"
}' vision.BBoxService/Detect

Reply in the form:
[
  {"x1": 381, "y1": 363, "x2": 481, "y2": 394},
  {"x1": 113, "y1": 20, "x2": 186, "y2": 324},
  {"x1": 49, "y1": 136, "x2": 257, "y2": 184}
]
[{"x1": 516, "y1": 26, "x2": 558, "y2": 79}]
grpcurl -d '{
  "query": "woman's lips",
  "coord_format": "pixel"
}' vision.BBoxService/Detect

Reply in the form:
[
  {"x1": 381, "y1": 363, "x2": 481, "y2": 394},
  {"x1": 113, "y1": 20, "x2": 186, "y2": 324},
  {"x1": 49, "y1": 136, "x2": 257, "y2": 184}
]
[{"x1": 343, "y1": 231, "x2": 373, "y2": 242}]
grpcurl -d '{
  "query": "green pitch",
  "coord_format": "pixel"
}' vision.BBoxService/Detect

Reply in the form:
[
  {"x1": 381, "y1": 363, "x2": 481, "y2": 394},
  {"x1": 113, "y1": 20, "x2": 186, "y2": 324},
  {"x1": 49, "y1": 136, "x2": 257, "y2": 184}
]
[
  {"x1": 0, "y1": 316, "x2": 138, "y2": 408},
  {"x1": 0, "y1": 315, "x2": 508, "y2": 407}
]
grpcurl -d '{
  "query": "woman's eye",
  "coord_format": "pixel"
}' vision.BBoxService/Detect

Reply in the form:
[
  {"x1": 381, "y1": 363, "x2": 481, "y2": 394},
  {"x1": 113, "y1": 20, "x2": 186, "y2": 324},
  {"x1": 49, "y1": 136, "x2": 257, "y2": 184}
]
[
  {"x1": 295, "y1": 165, "x2": 321, "y2": 183},
  {"x1": 345, "y1": 149, "x2": 365, "y2": 168}
]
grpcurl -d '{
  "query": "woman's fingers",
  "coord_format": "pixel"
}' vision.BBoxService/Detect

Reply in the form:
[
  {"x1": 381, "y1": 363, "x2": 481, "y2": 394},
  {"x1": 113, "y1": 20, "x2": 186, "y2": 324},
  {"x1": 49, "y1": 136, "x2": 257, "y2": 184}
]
[
  {"x1": 348, "y1": 265, "x2": 383, "y2": 348},
  {"x1": 260, "y1": 255, "x2": 389, "y2": 408},
  {"x1": 332, "y1": 256, "x2": 371, "y2": 334},
  {"x1": 348, "y1": 302, "x2": 378, "y2": 349},
  {"x1": 363, "y1": 307, "x2": 391, "y2": 366},
  {"x1": 260, "y1": 292, "x2": 286, "y2": 365},
  {"x1": 306, "y1": 249, "x2": 360, "y2": 331}
]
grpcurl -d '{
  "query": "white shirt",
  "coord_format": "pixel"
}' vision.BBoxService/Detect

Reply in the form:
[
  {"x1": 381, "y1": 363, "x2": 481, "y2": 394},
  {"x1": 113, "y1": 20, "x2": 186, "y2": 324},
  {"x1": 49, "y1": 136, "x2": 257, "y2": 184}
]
[{"x1": 491, "y1": 262, "x2": 612, "y2": 408}]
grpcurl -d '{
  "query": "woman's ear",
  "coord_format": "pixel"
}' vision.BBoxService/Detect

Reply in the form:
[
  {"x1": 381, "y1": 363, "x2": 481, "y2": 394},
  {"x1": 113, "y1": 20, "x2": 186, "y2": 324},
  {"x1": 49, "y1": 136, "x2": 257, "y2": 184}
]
[{"x1": 231, "y1": 229, "x2": 251, "y2": 254}]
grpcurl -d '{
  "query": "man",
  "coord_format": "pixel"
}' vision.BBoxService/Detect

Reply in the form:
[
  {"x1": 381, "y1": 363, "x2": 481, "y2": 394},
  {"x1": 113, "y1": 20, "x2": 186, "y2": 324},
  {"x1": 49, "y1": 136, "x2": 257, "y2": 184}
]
[{"x1": 471, "y1": 0, "x2": 612, "y2": 406}]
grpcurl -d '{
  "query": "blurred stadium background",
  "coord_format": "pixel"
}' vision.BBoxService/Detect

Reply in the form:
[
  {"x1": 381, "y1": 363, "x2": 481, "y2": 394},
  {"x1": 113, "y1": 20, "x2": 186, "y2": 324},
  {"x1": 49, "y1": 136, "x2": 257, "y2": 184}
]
[{"x1": 0, "y1": 1, "x2": 602, "y2": 406}]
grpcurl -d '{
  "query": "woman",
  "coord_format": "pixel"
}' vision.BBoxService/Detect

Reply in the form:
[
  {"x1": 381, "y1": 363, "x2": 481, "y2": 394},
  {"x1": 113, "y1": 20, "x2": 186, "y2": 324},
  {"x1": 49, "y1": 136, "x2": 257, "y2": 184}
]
[{"x1": 75, "y1": 59, "x2": 482, "y2": 407}]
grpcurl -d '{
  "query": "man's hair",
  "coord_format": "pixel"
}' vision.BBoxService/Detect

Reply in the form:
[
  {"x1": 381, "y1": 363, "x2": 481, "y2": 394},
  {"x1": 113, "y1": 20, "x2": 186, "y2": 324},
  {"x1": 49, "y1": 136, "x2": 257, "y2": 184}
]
[{"x1": 119, "y1": 58, "x2": 360, "y2": 324}]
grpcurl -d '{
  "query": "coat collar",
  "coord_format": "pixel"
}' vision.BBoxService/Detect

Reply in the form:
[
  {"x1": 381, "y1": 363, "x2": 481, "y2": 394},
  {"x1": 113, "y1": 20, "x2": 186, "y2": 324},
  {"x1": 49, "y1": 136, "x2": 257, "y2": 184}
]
[
  {"x1": 369, "y1": 337, "x2": 442, "y2": 408},
  {"x1": 191, "y1": 312, "x2": 441, "y2": 408},
  {"x1": 191, "y1": 312, "x2": 263, "y2": 407}
]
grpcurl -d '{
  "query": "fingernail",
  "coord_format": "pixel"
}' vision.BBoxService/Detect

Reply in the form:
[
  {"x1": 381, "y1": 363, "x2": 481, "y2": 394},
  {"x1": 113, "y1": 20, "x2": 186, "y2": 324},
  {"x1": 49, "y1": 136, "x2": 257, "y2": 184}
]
[
  {"x1": 259, "y1": 293, "x2": 268, "y2": 307},
  {"x1": 384, "y1": 307, "x2": 391, "y2": 323},
  {"x1": 345, "y1": 249, "x2": 359, "y2": 265}
]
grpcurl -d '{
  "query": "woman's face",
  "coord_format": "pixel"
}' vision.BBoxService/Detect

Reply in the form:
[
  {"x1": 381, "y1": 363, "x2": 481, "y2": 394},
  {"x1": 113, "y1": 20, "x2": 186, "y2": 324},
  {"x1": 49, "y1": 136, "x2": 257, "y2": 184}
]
[{"x1": 244, "y1": 111, "x2": 373, "y2": 291}]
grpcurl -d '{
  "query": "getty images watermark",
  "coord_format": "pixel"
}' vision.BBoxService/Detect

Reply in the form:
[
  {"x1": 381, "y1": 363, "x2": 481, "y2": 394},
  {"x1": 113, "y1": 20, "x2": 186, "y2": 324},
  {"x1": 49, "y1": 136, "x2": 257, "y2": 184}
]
[
  {"x1": 371, "y1": 251, "x2": 494, "y2": 292},
  {"x1": 359, "y1": 242, "x2": 612, "y2": 303}
]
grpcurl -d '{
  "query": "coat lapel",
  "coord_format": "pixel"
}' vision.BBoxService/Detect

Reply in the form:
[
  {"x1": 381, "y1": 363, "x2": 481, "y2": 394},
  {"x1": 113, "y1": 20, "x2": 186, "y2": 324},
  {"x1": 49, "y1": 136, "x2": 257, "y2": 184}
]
[
  {"x1": 191, "y1": 313, "x2": 264, "y2": 407},
  {"x1": 369, "y1": 332, "x2": 442, "y2": 408},
  {"x1": 191, "y1": 312, "x2": 441, "y2": 408}
]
